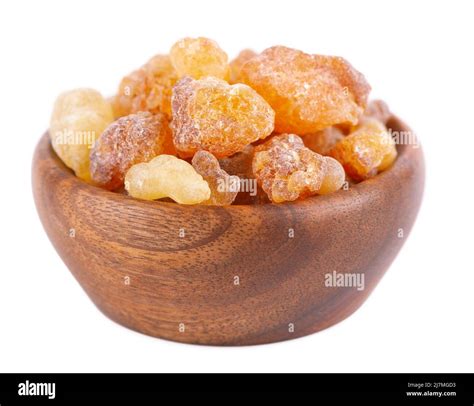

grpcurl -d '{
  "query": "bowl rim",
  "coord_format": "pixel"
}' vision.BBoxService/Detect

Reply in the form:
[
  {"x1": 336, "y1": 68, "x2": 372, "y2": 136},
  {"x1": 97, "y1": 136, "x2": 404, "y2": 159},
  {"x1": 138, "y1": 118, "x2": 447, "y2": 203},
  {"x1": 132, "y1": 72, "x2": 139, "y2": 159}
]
[{"x1": 38, "y1": 114, "x2": 420, "y2": 211}]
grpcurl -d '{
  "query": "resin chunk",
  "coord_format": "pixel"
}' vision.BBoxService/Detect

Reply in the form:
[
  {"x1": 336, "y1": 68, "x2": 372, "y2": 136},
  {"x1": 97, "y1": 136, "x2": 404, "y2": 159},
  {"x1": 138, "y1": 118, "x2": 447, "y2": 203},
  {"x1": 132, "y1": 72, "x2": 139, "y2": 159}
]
[
  {"x1": 112, "y1": 54, "x2": 178, "y2": 118},
  {"x1": 253, "y1": 134, "x2": 327, "y2": 202},
  {"x1": 90, "y1": 112, "x2": 172, "y2": 190},
  {"x1": 364, "y1": 99, "x2": 391, "y2": 125},
  {"x1": 229, "y1": 49, "x2": 257, "y2": 84},
  {"x1": 170, "y1": 37, "x2": 229, "y2": 80},
  {"x1": 319, "y1": 156, "x2": 346, "y2": 195},
  {"x1": 192, "y1": 150, "x2": 240, "y2": 205},
  {"x1": 330, "y1": 119, "x2": 397, "y2": 180},
  {"x1": 124, "y1": 155, "x2": 210, "y2": 204},
  {"x1": 49, "y1": 88, "x2": 114, "y2": 181},
  {"x1": 301, "y1": 127, "x2": 345, "y2": 156},
  {"x1": 240, "y1": 46, "x2": 371, "y2": 134},
  {"x1": 171, "y1": 76, "x2": 275, "y2": 158}
]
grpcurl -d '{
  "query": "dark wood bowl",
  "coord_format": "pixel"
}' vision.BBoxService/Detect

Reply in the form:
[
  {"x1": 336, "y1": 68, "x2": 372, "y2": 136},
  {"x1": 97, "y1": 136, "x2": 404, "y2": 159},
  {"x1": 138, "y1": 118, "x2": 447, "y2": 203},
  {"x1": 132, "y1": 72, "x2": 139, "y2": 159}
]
[{"x1": 32, "y1": 116, "x2": 424, "y2": 346}]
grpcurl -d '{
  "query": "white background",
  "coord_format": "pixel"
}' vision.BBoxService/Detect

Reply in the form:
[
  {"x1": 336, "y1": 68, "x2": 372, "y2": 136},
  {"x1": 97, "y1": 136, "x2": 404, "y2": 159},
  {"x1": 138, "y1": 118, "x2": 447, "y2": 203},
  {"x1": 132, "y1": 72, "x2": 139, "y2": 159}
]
[{"x1": 1, "y1": 0, "x2": 473, "y2": 372}]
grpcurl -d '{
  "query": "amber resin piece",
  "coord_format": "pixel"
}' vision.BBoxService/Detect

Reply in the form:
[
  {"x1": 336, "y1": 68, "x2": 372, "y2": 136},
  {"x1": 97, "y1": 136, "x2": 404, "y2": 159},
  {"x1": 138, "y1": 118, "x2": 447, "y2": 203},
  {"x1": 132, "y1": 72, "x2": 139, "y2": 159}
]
[
  {"x1": 229, "y1": 49, "x2": 257, "y2": 84},
  {"x1": 319, "y1": 156, "x2": 346, "y2": 195},
  {"x1": 90, "y1": 112, "x2": 172, "y2": 190},
  {"x1": 364, "y1": 99, "x2": 391, "y2": 125},
  {"x1": 170, "y1": 37, "x2": 230, "y2": 80},
  {"x1": 239, "y1": 46, "x2": 371, "y2": 134},
  {"x1": 301, "y1": 126, "x2": 345, "y2": 156},
  {"x1": 253, "y1": 134, "x2": 331, "y2": 203},
  {"x1": 192, "y1": 151, "x2": 240, "y2": 205},
  {"x1": 112, "y1": 54, "x2": 178, "y2": 119},
  {"x1": 171, "y1": 76, "x2": 275, "y2": 158},
  {"x1": 49, "y1": 88, "x2": 114, "y2": 181},
  {"x1": 330, "y1": 118, "x2": 397, "y2": 181},
  {"x1": 125, "y1": 155, "x2": 210, "y2": 204}
]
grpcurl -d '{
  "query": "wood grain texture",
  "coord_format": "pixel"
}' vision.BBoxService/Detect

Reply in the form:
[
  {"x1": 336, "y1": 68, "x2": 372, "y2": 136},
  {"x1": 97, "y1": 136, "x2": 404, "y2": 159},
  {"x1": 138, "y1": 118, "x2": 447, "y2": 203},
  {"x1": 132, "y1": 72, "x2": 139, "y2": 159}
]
[{"x1": 32, "y1": 116, "x2": 424, "y2": 346}]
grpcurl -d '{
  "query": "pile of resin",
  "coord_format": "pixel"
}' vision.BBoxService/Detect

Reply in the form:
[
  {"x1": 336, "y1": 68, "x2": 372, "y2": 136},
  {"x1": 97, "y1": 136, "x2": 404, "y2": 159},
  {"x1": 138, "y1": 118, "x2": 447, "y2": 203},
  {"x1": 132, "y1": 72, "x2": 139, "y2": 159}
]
[{"x1": 49, "y1": 37, "x2": 397, "y2": 205}]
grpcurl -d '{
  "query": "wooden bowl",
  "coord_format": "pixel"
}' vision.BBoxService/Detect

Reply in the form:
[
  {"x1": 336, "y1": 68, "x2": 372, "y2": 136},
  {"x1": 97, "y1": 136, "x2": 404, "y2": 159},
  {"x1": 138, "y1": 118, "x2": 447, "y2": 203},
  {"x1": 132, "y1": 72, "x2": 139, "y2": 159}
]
[{"x1": 32, "y1": 115, "x2": 424, "y2": 346}]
